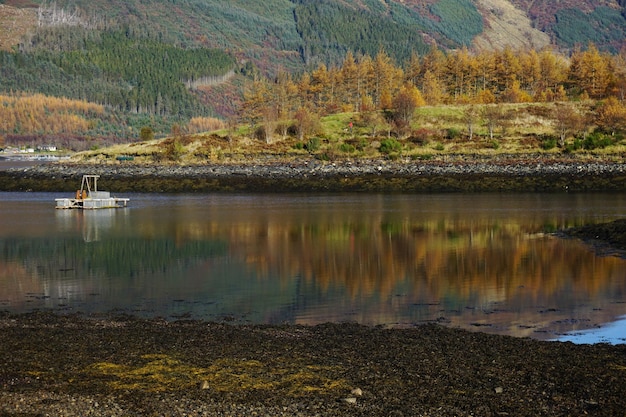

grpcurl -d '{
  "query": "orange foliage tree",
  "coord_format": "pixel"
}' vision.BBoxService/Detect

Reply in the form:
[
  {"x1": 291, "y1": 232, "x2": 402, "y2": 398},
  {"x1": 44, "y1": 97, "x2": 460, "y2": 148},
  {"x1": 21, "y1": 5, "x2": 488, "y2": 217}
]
[{"x1": 236, "y1": 44, "x2": 625, "y2": 141}]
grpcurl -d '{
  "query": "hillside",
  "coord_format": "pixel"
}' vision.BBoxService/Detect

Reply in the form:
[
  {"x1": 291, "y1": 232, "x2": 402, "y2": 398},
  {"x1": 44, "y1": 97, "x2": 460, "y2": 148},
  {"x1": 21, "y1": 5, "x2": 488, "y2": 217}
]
[
  {"x1": 0, "y1": 3, "x2": 36, "y2": 51},
  {"x1": 472, "y1": 0, "x2": 550, "y2": 51},
  {"x1": 67, "y1": 102, "x2": 626, "y2": 168},
  {"x1": 2, "y1": 0, "x2": 625, "y2": 70},
  {"x1": 1, "y1": 0, "x2": 626, "y2": 148}
]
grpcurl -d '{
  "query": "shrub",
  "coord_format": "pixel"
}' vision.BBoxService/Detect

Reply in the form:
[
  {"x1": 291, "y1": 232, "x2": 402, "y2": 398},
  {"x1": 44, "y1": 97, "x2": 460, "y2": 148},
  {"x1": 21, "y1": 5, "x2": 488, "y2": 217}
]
[
  {"x1": 165, "y1": 138, "x2": 185, "y2": 161},
  {"x1": 411, "y1": 153, "x2": 433, "y2": 160},
  {"x1": 446, "y1": 128, "x2": 461, "y2": 140},
  {"x1": 306, "y1": 137, "x2": 321, "y2": 152},
  {"x1": 253, "y1": 126, "x2": 266, "y2": 142},
  {"x1": 540, "y1": 136, "x2": 557, "y2": 150},
  {"x1": 583, "y1": 132, "x2": 614, "y2": 150},
  {"x1": 564, "y1": 138, "x2": 584, "y2": 153},
  {"x1": 140, "y1": 126, "x2": 154, "y2": 141},
  {"x1": 408, "y1": 128, "x2": 436, "y2": 146},
  {"x1": 344, "y1": 137, "x2": 367, "y2": 151},
  {"x1": 379, "y1": 138, "x2": 402, "y2": 154},
  {"x1": 340, "y1": 143, "x2": 356, "y2": 153}
]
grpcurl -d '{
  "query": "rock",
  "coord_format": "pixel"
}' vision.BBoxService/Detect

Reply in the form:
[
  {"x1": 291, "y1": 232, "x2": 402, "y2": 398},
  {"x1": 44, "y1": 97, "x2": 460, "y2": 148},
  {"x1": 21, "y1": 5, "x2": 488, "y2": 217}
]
[
  {"x1": 342, "y1": 397, "x2": 357, "y2": 404},
  {"x1": 495, "y1": 387, "x2": 504, "y2": 394},
  {"x1": 350, "y1": 388, "x2": 363, "y2": 396}
]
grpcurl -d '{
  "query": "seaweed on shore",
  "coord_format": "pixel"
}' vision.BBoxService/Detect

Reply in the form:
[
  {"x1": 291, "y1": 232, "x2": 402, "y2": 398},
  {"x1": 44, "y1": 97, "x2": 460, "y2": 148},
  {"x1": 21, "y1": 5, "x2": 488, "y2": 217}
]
[
  {"x1": 562, "y1": 219, "x2": 626, "y2": 252},
  {"x1": 1, "y1": 312, "x2": 626, "y2": 416}
]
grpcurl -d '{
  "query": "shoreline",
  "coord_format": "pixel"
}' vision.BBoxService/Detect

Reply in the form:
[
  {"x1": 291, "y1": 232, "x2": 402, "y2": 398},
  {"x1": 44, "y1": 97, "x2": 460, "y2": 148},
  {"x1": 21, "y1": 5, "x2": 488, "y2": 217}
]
[
  {"x1": 3, "y1": 161, "x2": 626, "y2": 415},
  {"x1": 1, "y1": 155, "x2": 626, "y2": 192},
  {"x1": 1, "y1": 312, "x2": 626, "y2": 416}
]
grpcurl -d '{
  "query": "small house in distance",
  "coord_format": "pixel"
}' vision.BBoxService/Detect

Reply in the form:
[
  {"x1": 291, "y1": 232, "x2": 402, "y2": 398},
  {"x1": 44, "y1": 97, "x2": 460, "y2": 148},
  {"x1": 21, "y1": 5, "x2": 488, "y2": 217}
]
[{"x1": 38, "y1": 145, "x2": 57, "y2": 152}]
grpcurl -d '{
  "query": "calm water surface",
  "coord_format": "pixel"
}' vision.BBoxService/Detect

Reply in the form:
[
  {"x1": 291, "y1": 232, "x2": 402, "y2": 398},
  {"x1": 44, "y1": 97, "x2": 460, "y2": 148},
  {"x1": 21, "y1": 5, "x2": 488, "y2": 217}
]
[{"x1": 1, "y1": 191, "x2": 625, "y2": 344}]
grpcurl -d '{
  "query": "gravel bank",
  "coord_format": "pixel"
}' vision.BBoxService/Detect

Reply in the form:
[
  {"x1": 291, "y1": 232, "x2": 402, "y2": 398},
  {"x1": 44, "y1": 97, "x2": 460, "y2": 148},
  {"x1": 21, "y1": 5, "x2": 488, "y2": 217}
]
[
  {"x1": 1, "y1": 156, "x2": 626, "y2": 192},
  {"x1": 1, "y1": 313, "x2": 626, "y2": 416}
]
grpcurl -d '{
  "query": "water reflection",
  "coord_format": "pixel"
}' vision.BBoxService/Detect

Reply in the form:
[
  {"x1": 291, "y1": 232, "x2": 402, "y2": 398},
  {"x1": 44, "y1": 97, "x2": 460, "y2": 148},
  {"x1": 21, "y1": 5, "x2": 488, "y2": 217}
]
[
  {"x1": 0, "y1": 192, "x2": 625, "y2": 343},
  {"x1": 557, "y1": 316, "x2": 626, "y2": 344},
  {"x1": 55, "y1": 209, "x2": 129, "y2": 242}
]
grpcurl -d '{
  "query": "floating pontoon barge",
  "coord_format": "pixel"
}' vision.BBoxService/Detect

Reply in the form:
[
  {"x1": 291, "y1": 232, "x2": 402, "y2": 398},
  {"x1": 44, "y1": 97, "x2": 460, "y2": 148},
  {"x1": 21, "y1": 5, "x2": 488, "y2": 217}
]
[{"x1": 55, "y1": 175, "x2": 129, "y2": 209}]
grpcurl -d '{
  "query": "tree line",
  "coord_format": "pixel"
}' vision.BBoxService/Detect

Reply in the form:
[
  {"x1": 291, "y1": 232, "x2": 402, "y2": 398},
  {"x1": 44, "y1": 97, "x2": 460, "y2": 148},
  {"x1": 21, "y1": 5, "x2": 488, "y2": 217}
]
[{"x1": 240, "y1": 44, "x2": 626, "y2": 143}]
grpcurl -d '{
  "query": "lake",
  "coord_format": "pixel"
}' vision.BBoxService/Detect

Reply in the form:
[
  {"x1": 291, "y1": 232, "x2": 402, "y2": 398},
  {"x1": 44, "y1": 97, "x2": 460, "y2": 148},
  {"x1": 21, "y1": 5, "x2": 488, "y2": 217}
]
[{"x1": 1, "y1": 191, "x2": 625, "y2": 344}]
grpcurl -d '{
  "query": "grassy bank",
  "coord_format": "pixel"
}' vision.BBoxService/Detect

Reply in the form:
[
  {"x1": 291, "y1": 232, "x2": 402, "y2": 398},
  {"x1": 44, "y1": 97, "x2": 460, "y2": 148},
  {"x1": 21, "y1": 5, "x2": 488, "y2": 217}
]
[{"x1": 68, "y1": 103, "x2": 626, "y2": 166}]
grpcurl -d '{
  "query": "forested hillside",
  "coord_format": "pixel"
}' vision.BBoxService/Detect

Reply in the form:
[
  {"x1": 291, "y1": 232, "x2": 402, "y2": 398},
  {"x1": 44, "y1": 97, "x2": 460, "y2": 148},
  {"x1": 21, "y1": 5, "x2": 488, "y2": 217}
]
[
  {"x1": 2, "y1": 30, "x2": 234, "y2": 115},
  {"x1": 1, "y1": 0, "x2": 626, "y2": 150},
  {"x1": 509, "y1": 0, "x2": 626, "y2": 51}
]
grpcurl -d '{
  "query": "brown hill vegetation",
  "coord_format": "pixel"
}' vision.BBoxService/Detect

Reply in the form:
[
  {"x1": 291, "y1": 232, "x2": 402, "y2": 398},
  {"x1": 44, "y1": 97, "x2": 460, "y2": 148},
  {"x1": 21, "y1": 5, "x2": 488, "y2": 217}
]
[
  {"x1": 0, "y1": 4, "x2": 36, "y2": 51},
  {"x1": 511, "y1": 0, "x2": 620, "y2": 30}
]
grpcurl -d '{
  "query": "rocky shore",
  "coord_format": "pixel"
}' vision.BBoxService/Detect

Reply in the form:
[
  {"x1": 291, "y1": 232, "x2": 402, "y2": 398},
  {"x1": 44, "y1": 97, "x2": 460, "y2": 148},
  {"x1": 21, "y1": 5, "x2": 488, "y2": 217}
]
[
  {"x1": 561, "y1": 218, "x2": 626, "y2": 255},
  {"x1": 1, "y1": 155, "x2": 626, "y2": 192},
  {"x1": 1, "y1": 312, "x2": 626, "y2": 417}
]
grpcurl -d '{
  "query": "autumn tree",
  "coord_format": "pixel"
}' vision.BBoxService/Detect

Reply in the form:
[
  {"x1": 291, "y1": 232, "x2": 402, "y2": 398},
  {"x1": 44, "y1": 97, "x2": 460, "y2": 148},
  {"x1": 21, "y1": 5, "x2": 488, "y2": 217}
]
[
  {"x1": 501, "y1": 79, "x2": 532, "y2": 103},
  {"x1": 421, "y1": 70, "x2": 446, "y2": 105},
  {"x1": 261, "y1": 106, "x2": 278, "y2": 144},
  {"x1": 337, "y1": 51, "x2": 360, "y2": 112},
  {"x1": 273, "y1": 70, "x2": 299, "y2": 121},
  {"x1": 404, "y1": 51, "x2": 421, "y2": 88},
  {"x1": 463, "y1": 105, "x2": 479, "y2": 141},
  {"x1": 552, "y1": 103, "x2": 584, "y2": 147},
  {"x1": 537, "y1": 49, "x2": 568, "y2": 99},
  {"x1": 445, "y1": 47, "x2": 477, "y2": 103},
  {"x1": 519, "y1": 49, "x2": 541, "y2": 97},
  {"x1": 270, "y1": 71, "x2": 300, "y2": 141},
  {"x1": 358, "y1": 110, "x2": 389, "y2": 138},
  {"x1": 241, "y1": 78, "x2": 270, "y2": 128},
  {"x1": 309, "y1": 63, "x2": 333, "y2": 112},
  {"x1": 475, "y1": 50, "x2": 496, "y2": 93},
  {"x1": 594, "y1": 97, "x2": 626, "y2": 136},
  {"x1": 494, "y1": 47, "x2": 522, "y2": 93},
  {"x1": 569, "y1": 44, "x2": 612, "y2": 99},
  {"x1": 357, "y1": 54, "x2": 375, "y2": 111},
  {"x1": 419, "y1": 46, "x2": 446, "y2": 103},
  {"x1": 293, "y1": 107, "x2": 321, "y2": 141},
  {"x1": 391, "y1": 84, "x2": 424, "y2": 137},
  {"x1": 373, "y1": 49, "x2": 401, "y2": 110},
  {"x1": 482, "y1": 104, "x2": 504, "y2": 140},
  {"x1": 610, "y1": 48, "x2": 626, "y2": 100}
]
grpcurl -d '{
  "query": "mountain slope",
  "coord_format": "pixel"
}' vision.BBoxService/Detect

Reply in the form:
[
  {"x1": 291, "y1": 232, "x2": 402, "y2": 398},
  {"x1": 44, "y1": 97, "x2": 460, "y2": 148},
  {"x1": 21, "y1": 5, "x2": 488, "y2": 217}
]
[
  {"x1": 0, "y1": 0, "x2": 625, "y2": 126},
  {"x1": 3, "y1": 0, "x2": 626, "y2": 68},
  {"x1": 472, "y1": 0, "x2": 551, "y2": 51},
  {"x1": 509, "y1": 0, "x2": 626, "y2": 51},
  {"x1": 0, "y1": 3, "x2": 36, "y2": 51}
]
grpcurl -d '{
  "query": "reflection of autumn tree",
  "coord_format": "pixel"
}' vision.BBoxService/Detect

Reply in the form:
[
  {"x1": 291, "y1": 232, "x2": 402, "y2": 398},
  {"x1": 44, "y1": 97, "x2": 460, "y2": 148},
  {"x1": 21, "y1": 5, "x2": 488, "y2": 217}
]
[
  {"x1": 216, "y1": 218, "x2": 625, "y2": 305},
  {"x1": 0, "y1": 261, "x2": 41, "y2": 307}
]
